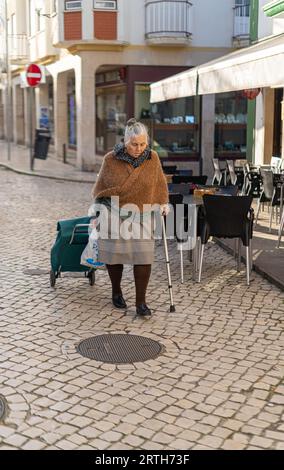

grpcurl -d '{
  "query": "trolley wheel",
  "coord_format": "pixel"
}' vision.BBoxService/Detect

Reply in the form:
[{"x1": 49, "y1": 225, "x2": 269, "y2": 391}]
[
  {"x1": 88, "y1": 270, "x2": 95, "y2": 286},
  {"x1": 50, "y1": 270, "x2": 56, "y2": 287}
]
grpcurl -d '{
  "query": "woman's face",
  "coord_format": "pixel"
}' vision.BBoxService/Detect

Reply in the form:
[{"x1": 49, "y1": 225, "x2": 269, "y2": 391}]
[{"x1": 126, "y1": 134, "x2": 148, "y2": 158}]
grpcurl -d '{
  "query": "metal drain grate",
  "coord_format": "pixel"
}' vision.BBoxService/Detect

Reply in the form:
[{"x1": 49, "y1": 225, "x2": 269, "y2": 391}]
[
  {"x1": 76, "y1": 334, "x2": 162, "y2": 364},
  {"x1": 0, "y1": 396, "x2": 7, "y2": 420},
  {"x1": 23, "y1": 269, "x2": 49, "y2": 276}
]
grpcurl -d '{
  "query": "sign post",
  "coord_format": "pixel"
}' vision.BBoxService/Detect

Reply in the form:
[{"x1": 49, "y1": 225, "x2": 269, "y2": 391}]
[
  {"x1": 26, "y1": 64, "x2": 42, "y2": 171},
  {"x1": 26, "y1": 63, "x2": 42, "y2": 87},
  {"x1": 1, "y1": 0, "x2": 11, "y2": 161}
]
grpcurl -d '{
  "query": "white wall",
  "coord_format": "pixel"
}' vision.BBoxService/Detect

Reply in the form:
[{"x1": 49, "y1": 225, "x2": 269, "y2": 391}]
[
  {"x1": 140, "y1": 0, "x2": 236, "y2": 48},
  {"x1": 27, "y1": 0, "x2": 59, "y2": 61},
  {"x1": 119, "y1": 0, "x2": 237, "y2": 47},
  {"x1": 6, "y1": 0, "x2": 27, "y2": 36},
  {"x1": 56, "y1": 0, "x2": 64, "y2": 43},
  {"x1": 117, "y1": 0, "x2": 128, "y2": 42},
  {"x1": 272, "y1": 17, "x2": 284, "y2": 35},
  {"x1": 258, "y1": 0, "x2": 273, "y2": 38},
  {"x1": 191, "y1": 0, "x2": 235, "y2": 47},
  {"x1": 82, "y1": 0, "x2": 93, "y2": 40},
  {"x1": 123, "y1": 0, "x2": 145, "y2": 44},
  {"x1": 0, "y1": 0, "x2": 6, "y2": 58},
  {"x1": 15, "y1": 0, "x2": 27, "y2": 34},
  {"x1": 7, "y1": 0, "x2": 16, "y2": 15},
  {"x1": 30, "y1": 0, "x2": 238, "y2": 51},
  {"x1": 0, "y1": 0, "x2": 28, "y2": 68},
  {"x1": 259, "y1": 0, "x2": 284, "y2": 38}
]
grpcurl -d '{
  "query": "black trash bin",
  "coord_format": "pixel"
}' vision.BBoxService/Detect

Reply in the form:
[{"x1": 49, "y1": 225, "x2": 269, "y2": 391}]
[{"x1": 34, "y1": 128, "x2": 51, "y2": 160}]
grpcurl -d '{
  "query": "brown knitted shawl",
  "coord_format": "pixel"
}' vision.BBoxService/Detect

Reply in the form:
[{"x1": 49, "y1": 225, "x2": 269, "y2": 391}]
[{"x1": 92, "y1": 150, "x2": 169, "y2": 211}]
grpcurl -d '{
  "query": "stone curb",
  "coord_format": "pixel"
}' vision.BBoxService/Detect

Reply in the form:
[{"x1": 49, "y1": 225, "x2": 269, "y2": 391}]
[
  {"x1": 216, "y1": 239, "x2": 284, "y2": 291},
  {"x1": 0, "y1": 162, "x2": 94, "y2": 184}
]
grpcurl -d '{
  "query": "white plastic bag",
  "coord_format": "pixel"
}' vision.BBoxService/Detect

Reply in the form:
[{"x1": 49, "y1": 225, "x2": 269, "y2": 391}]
[{"x1": 80, "y1": 220, "x2": 105, "y2": 269}]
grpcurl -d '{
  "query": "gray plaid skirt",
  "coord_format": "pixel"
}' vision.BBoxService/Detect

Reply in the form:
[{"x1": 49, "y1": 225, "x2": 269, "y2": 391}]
[{"x1": 96, "y1": 205, "x2": 156, "y2": 265}]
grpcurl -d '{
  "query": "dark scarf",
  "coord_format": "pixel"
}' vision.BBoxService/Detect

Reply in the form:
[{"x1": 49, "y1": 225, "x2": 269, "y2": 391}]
[{"x1": 113, "y1": 143, "x2": 151, "y2": 168}]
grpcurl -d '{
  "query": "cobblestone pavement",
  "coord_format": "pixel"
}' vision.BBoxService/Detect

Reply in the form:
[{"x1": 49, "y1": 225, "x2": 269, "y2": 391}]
[
  {"x1": 0, "y1": 168, "x2": 284, "y2": 450},
  {"x1": 0, "y1": 141, "x2": 100, "y2": 183}
]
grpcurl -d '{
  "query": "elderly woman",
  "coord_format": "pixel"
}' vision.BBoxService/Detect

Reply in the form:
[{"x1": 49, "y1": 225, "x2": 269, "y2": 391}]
[{"x1": 92, "y1": 118, "x2": 169, "y2": 316}]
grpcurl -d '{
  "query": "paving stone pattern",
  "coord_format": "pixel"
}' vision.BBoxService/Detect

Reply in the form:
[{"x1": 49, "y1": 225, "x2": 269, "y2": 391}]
[{"x1": 0, "y1": 168, "x2": 284, "y2": 450}]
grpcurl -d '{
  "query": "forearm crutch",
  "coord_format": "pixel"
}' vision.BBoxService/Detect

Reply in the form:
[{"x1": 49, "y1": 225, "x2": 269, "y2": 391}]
[{"x1": 161, "y1": 215, "x2": 175, "y2": 313}]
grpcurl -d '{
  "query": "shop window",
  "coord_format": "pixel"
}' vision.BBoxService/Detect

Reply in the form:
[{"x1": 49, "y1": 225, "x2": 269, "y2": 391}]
[
  {"x1": 135, "y1": 84, "x2": 151, "y2": 121},
  {"x1": 67, "y1": 77, "x2": 77, "y2": 147},
  {"x1": 214, "y1": 92, "x2": 247, "y2": 158},
  {"x1": 150, "y1": 97, "x2": 200, "y2": 160},
  {"x1": 48, "y1": 81, "x2": 54, "y2": 143},
  {"x1": 96, "y1": 85, "x2": 126, "y2": 154}
]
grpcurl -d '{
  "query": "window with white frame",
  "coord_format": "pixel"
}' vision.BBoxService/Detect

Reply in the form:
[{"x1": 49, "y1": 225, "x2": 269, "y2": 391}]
[
  {"x1": 235, "y1": 0, "x2": 250, "y2": 5},
  {"x1": 235, "y1": 0, "x2": 250, "y2": 16},
  {"x1": 65, "y1": 1, "x2": 82, "y2": 11},
  {"x1": 94, "y1": 1, "x2": 117, "y2": 10}
]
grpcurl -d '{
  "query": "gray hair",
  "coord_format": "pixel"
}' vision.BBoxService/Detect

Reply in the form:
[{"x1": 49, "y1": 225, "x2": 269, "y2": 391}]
[{"x1": 124, "y1": 118, "x2": 149, "y2": 145}]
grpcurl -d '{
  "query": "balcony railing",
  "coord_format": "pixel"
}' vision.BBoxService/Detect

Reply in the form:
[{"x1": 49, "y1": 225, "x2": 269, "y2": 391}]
[
  {"x1": 233, "y1": 4, "x2": 250, "y2": 38},
  {"x1": 8, "y1": 34, "x2": 28, "y2": 64},
  {"x1": 145, "y1": 0, "x2": 192, "y2": 44}
]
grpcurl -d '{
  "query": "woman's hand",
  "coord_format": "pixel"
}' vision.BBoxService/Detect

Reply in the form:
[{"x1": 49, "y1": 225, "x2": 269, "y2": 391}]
[{"x1": 160, "y1": 203, "x2": 170, "y2": 216}]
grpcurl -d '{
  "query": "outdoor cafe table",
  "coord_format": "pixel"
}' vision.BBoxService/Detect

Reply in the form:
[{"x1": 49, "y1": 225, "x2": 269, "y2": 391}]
[{"x1": 166, "y1": 174, "x2": 174, "y2": 183}]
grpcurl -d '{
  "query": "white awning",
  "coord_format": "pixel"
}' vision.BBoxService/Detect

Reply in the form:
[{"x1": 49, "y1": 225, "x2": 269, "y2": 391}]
[
  {"x1": 150, "y1": 67, "x2": 197, "y2": 103},
  {"x1": 198, "y1": 33, "x2": 284, "y2": 94},
  {"x1": 150, "y1": 33, "x2": 284, "y2": 102}
]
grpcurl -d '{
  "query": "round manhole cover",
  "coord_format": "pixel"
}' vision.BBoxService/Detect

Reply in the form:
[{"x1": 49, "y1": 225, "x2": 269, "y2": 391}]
[
  {"x1": 0, "y1": 396, "x2": 7, "y2": 420},
  {"x1": 23, "y1": 269, "x2": 49, "y2": 276},
  {"x1": 76, "y1": 334, "x2": 162, "y2": 364}
]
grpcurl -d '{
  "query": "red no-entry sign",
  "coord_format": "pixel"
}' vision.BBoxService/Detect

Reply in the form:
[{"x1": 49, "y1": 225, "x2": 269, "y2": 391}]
[{"x1": 26, "y1": 63, "x2": 42, "y2": 87}]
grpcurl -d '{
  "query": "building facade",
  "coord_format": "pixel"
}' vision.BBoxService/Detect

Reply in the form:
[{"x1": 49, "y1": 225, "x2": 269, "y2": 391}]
[
  {"x1": 0, "y1": 0, "x2": 249, "y2": 171},
  {"x1": 151, "y1": 0, "x2": 284, "y2": 177},
  {"x1": 254, "y1": 0, "x2": 284, "y2": 165}
]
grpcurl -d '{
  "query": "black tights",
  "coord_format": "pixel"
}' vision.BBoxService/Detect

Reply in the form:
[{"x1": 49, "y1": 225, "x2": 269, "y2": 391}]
[
  {"x1": 106, "y1": 264, "x2": 151, "y2": 306},
  {"x1": 106, "y1": 264, "x2": 123, "y2": 296}
]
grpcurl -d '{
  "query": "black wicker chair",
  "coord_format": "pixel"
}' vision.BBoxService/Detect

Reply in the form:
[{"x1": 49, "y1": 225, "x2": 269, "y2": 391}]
[{"x1": 198, "y1": 195, "x2": 254, "y2": 285}]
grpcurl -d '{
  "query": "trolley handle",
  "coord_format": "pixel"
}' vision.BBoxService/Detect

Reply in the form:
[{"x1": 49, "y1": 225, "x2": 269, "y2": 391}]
[{"x1": 69, "y1": 224, "x2": 91, "y2": 245}]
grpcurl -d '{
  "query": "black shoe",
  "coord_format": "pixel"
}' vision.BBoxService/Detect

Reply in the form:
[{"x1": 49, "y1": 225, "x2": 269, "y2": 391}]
[
  {"x1": 112, "y1": 294, "x2": 127, "y2": 309},
  {"x1": 136, "y1": 303, "x2": 151, "y2": 316}
]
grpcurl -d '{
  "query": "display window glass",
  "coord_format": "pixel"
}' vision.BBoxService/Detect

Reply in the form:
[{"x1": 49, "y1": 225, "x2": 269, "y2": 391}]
[
  {"x1": 150, "y1": 96, "x2": 200, "y2": 159},
  {"x1": 48, "y1": 80, "x2": 54, "y2": 144},
  {"x1": 96, "y1": 85, "x2": 126, "y2": 153},
  {"x1": 135, "y1": 83, "x2": 151, "y2": 120},
  {"x1": 67, "y1": 77, "x2": 77, "y2": 147},
  {"x1": 215, "y1": 92, "x2": 247, "y2": 157}
]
